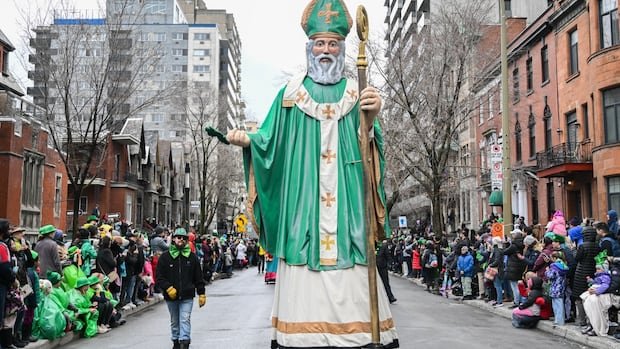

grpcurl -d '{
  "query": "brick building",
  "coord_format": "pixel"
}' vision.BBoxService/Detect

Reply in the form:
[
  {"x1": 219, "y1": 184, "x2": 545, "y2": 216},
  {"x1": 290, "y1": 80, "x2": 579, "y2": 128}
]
[{"x1": 0, "y1": 29, "x2": 68, "y2": 236}]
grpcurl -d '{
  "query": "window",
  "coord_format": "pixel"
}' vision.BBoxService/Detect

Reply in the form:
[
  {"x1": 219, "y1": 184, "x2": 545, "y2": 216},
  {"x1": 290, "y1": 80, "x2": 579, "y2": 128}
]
[
  {"x1": 153, "y1": 32, "x2": 166, "y2": 42},
  {"x1": 78, "y1": 48, "x2": 102, "y2": 57},
  {"x1": 541, "y1": 45, "x2": 549, "y2": 83},
  {"x1": 526, "y1": 57, "x2": 533, "y2": 92},
  {"x1": 569, "y1": 29, "x2": 579, "y2": 75},
  {"x1": 600, "y1": 0, "x2": 619, "y2": 49},
  {"x1": 138, "y1": 32, "x2": 151, "y2": 42},
  {"x1": 547, "y1": 181, "x2": 555, "y2": 215},
  {"x1": 604, "y1": 87, "x2": 620, "y2": 144},
  {"x1": 171, "y1": 65, "x2": 187, "y2": 73},
  {"x1": 126, "y1": 193, "x2": 133, "y2": 222},
  {"x1": 544, "y1": 105, "x2": 552, "y2": 150},
  {"x1": 172, "y1": 32, "x2": 184, "y2": 40},
  {"x1": 54, "y1": 174, "x2": 62, "y2": 217},
  {"x1": 512, "y1": 67, "x2": 520, "y2": 102},
  {"x1": 479, "y1": 99, "x2": 484, "y2": 124},
  {"x1": 515, "y1": 119, "x2": 522, "y2": 162},
  {"x1": 145, "y1": 0, "x2": 166, "y2": 14},
  {"x1": 79, "y1": 196, "x2": 88, "y2": 214},
  {"x1": 152, "y1": 113, "x2": 164, "y2": 122},
  {"x1": 193, "y1": 65, "x2": 210, "y2": 73},
  {"x1": 582, "y1": 103, "x2": 590, "y2": 139},
  {"x1": 193, "y1": 49, "x2": 210, "y2": 57},
  {"x1": 114, "y1": 154, "x2": 120, "y2": 181},
  {"x1": 21, "y1": 152, "x2": 43, "y2": 228},
  {"x1": 172, "y1": 49, "x2": 186, "y2": 56},
  {"x1": 528, "y1": 106, "x2": 536, "y2": 158},
  {"x1": 609, "y1": 177, "x2": 620, "y2": 212},
  {"x1": 155, "y1": 65, "x2": 165, "y2": 73},
  {"x1": 489, "y1": 92, "x2": 495, "y2": 119},
  {"x1": 193, "y1": 33, "x2": 211, "y2": 41}
]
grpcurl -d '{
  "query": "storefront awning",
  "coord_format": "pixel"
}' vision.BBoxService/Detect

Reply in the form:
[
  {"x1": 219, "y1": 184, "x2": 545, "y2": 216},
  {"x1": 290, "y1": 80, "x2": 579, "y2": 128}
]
[{"x1": 489, "y1": 190, "x2": 503, "y2": 206}]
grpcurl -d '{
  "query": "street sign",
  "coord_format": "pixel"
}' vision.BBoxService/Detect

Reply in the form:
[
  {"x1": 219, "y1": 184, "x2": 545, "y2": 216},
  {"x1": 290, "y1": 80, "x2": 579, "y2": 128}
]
[
  {"x1": 490, "y1": 144, "x2": 502, "y2": 161},
  {"x1": 190, "y1": 201, "x2": 200, "y2": 208},
  {"x1": 398, "y1": 216, "x2": 408, "y2": 228},
  {"x1": 491, "y1": 160, "x2": 502, "y2": 190},
  {"x1": 491, "y1": 222, "x2": 504, "y2": 239}
]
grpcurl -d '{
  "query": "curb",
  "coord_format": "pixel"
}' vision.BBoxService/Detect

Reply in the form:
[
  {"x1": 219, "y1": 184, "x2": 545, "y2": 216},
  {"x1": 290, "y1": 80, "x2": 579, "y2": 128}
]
[
  {"x1": 25, "y1": 297, "x2": 164, "y2": 349},
  {"x1": 392, "y1": 272, "x2": 619, "y2": 349}
]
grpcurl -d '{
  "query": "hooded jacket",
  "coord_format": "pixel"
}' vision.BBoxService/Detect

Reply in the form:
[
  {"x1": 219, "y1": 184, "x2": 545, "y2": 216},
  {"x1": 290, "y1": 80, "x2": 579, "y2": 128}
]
[
  {"x1": 504, "y1": 237, "x2": 526, "y2": 281},
  {"x1": 608, "y1": 210, "x2": 619, "y2": 238},
  {"x1": 457, "y1": 252, "x2": 474, "y2": 277},
  {"x1": 545, "y1": 260, "x2": 568, "y2": 298},
  {"x1": 574, "y1": 227, "x2": 599, "y2": 296}
]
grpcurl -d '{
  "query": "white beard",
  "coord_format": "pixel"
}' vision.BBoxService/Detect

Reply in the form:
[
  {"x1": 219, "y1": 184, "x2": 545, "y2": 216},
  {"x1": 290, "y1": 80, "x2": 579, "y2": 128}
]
[{"x1": 306, "y1": 40, "x2": 346, "y2": 85}]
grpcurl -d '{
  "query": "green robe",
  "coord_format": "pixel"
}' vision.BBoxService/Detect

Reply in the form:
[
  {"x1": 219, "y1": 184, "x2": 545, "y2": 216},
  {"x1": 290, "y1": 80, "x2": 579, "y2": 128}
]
[
  {"x1": 80, "y1": 241, "x2": 97, "y2": 276},
  {"x1": 244, "y1": 77, "x2": 390, "y2": 271},
  {"x1": 62, "y1": 264, "x2": 86, "y2": 292}
]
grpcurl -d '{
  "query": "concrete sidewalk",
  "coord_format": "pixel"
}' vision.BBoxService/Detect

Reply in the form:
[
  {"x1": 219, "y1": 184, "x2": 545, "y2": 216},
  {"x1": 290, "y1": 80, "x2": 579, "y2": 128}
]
[{"x1": 396, "y1": 273, "x2": 619, "y2": 349}]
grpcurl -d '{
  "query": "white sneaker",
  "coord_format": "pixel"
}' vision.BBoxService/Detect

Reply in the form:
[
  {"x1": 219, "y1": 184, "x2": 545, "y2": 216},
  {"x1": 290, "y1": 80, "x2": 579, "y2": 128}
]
[
  {"x1": 121, "y1": 304, "x2": 132, "y2": 311},
  {"x1": 128, "y1": 302, "x2": 137, "y2": 309},
  {"x1": 97, "y1": 325, "x2": 110, "y2": 334}
]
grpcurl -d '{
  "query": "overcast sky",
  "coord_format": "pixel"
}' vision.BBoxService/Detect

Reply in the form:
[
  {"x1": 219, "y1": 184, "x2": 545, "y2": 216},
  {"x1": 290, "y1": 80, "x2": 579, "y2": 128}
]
[{"x1": 0, "y1": 0, "x2": 387, "y2": 121}]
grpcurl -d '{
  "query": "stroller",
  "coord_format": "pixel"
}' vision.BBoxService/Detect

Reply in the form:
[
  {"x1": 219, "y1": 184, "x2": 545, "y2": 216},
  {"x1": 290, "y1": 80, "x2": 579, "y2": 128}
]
[{"x1": 264, "y1": 254, "x2": 278, "y2": 284}]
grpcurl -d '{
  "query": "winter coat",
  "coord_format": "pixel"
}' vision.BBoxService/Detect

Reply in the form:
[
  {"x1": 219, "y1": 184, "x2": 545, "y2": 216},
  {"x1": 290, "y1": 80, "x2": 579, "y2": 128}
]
[
  {"x1": 518, "y1": 276, "x2": 544, "y2": 316},
  {"x1": 545, "y1": 261, "x2": 568, "y2": 298},
  {"x1": 412, "y1": 250, "x2": 422, "y2": 270},
  {"x1": 591, "y1": 271, "x2": 612, "y2": 295},
  {"x1": 547, "y1": 212, "x2": 567, "y2": 236},
  {"x1": 155, "y1": 250, "x2": 205, "y2": 301},
  {"x1": 504, "y1": 238, "x2": 527, "y2": 281},
  {"x1": 573, "y1": 228, "x2": 600, "y2": 296},
  {"x1": 524, "y1": 247, "x2": 540, "y2": 272},
  {"x1": 457, "y1": 253, "x2": 474, "y2": 277},
  {"x1": 608, "y1": 210, "x2": 619, "y2": 238},
  {"x1": 488, "y1": 246, "x2": 505, "y2": 279},
  {"x1": 376, "y1": 243, "x2": 392, "y2": 269},
  {"x1": 568, "y1": 225, "x2": 584, "y2": 247},
  {"x1": 532, "y1": 244, "x2": 554, "y2": 279}
]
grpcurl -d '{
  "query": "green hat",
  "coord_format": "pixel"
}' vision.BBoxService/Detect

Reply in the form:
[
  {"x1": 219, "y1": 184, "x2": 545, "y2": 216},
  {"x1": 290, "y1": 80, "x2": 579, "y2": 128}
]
[
  {"x1": 551, "y1": 234, "x2": 565, "y2": 244},
  {"x1": 75, "y1": 277, "x2": 90, "y2": 289},
  {"x1": 30, "y1": 250, "x2": 38, "y2": 260},
  {"x1": 301, "y1": 0, "x2": 352, "y2": 39},
  {"x1": 87, "y1": 215, "x2": 98, "y2": 222},
  {"x1": 67, "y1": 246, "x2": 79, "y2": 257},
  {"x1": 87, "y1": 275, "x2": 100, "y2": 286},
  {"x1": 173, "y1": 228, "x2": 188, "y2": 237},
  {"x1": 46, "y1": 271, "x2": 62, "y2": 285},
  {"x1": 39, "y1": 225, "x2": 56, "y2": 235}
]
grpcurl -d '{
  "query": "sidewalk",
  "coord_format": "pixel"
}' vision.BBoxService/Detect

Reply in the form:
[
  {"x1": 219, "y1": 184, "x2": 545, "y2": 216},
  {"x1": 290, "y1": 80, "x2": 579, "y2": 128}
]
[{"x1": 394, "y1": 272, "x2": 619, "y2": 349}]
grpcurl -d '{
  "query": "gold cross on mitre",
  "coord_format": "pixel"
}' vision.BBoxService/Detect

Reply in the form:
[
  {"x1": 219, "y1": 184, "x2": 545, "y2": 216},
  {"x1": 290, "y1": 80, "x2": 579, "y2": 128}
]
[
  {"x1": 318, "y1": 3, "x2": 339, "y2": 24},
  {"x1": 321, "y1": 234, "x2": 336, "y2": 251},
  {"x1": 346, "y1": 89, "x2": 358, "y2": 100},
  {"x1": 321, "y1": 192, "x2": 336, "y2": 207},
  {"x1": 296, "y1": 91, "x2": 307, "y2": 104},
  {"x1": 321, "y1": 149, "x2": 336, "y2": 164},
  {"x1": 322, "y1": 104, "x2": 336, "y2": 119}
]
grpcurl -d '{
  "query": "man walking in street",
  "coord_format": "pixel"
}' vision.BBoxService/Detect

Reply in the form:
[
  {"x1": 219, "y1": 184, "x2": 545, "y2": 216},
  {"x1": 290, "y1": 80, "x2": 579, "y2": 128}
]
[
  {"x1": 156, "y1": 227, "x2": 206, "y2": 349},
  {"x1": 377, "y1": 239, "x2": 397, "y2": 303}
]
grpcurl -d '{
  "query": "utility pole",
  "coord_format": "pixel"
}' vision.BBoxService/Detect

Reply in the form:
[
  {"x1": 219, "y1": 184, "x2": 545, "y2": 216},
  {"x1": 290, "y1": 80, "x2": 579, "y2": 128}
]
[{"x1": 500, "y1": 0, "x2": 513, "y2": 233}]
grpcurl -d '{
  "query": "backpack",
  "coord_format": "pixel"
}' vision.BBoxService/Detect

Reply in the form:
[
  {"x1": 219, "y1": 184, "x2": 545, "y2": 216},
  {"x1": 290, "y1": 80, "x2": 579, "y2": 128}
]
[{"x1": 600, "y1": 236, "x2": 620, "y2": 257}]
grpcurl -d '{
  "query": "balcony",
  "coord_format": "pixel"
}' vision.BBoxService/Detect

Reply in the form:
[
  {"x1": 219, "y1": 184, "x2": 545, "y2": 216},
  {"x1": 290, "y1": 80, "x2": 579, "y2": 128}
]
[
  {"x1": 87, "y1": 169, "x2": 106, "y2": 186},
  {"x1": 124, "y1": 172, "x2": 139, "y2": 185},
  {"x1": 480, "y1": 170, "x2": 490, "y2": 185},
  {"x1": 536, "y1": 142, "x2": 593, "y2": 178}
]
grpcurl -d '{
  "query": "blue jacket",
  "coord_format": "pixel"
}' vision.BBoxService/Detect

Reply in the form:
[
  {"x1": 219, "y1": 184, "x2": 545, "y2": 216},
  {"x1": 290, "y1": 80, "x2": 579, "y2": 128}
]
[
  {"x1": 545, "y1": 260, "x2": 568, "y2": 298},
  {"x1": 568, "y1": 226, "x2": 584, "y2": 247},
  {"x1": 457, "y1": 253, "x2": 474, "y2": 277}
]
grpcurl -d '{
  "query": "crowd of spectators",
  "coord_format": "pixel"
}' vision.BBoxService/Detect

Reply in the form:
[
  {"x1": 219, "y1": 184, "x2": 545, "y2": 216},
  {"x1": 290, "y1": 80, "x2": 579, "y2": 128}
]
[
  {"x1": 0, "y1": 215, "x2": 257, "y2": 349},
  {"x1": 384, "y1": 211, "x2": 620, "y2": 341}
]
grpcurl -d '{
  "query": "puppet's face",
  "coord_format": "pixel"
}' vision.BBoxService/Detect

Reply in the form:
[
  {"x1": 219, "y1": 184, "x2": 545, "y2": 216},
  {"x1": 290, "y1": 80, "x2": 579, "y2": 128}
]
[{"x1": 307, "y1": 37, "x2": 346, "y2": 85}]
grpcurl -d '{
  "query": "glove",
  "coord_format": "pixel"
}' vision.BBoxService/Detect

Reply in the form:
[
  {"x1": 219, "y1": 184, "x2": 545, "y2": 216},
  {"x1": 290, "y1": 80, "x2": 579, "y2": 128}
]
[
  {"x1": 166, "y1": 286, "x2": 177, "y2": 300},
  {"x1": 198, "y1": 294, "x2": 207, "y2": 308}
]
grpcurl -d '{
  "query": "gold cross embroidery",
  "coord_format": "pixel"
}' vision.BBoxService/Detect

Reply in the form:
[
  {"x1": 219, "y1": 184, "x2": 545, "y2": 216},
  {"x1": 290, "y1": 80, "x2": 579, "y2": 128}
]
[
  {"x1": 322, "y1": 150, "x2": 336, "y2": 164},
  {"x1": 322, "y1": 105, "x2": 336, "y2": 119},
  {"x1": 321, "y1": 192, "x2": 336, "y2": 207},
  {"x1": 296, "y1": 91, "x2": 307, "y2": 104},
  {"x1": 321, "y1": 235, "x2": 336, "y2": 251},
  {"x1": 318, "y1": 3, "x2": 339, "y2": 24},
  {"x1": 347, "y1": 89, "x2": 358, "y2": 100}
]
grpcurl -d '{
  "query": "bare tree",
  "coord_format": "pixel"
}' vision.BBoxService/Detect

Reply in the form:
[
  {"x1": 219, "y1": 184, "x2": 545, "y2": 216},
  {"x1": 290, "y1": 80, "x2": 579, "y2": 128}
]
[
  {"x1": 372, "y1": 0, "x2": 497, "y2": 236},
  {"x1": 19, "y1": 0, "x2": 181, "y2": 232}
]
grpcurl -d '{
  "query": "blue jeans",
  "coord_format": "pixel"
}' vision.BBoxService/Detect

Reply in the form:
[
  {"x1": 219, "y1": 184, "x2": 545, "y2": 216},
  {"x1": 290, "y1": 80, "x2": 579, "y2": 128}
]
[
  {"x1": 493, "y1": 277, "x2": 504, "y2": 304},
  {"x1": 552, "y1": 297, "x2": 565, "y2": 325},
  {"x1": 123, "y1": 275, "x2": 137, "y2": 304},
  {"x1": 166, "y1": 299, "x2": 194, "y2": 341},
  {"x1": 509, "y1": 280, "x2": 522, "y2": 305}
]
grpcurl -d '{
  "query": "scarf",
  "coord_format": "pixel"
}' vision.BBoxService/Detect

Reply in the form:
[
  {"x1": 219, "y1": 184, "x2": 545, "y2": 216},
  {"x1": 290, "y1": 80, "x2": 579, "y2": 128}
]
[{"x1": 170, "y1": 244, "x2": 190, "y2": 259}]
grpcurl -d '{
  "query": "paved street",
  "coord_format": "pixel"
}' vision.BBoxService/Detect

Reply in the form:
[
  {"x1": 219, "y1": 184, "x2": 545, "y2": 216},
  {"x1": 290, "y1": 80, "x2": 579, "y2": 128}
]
[{"x1": 64, "y1": 267, "x2": 587, "y2": 349}]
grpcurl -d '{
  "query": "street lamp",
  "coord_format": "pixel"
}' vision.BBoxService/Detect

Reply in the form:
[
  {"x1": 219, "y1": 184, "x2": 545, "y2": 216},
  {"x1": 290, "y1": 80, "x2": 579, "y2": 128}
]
[{"x1": 184, "y1": 162, "x2": 190, "y2": 230}]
